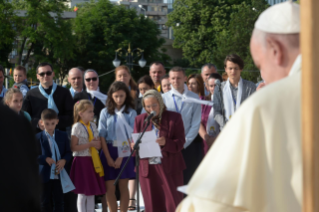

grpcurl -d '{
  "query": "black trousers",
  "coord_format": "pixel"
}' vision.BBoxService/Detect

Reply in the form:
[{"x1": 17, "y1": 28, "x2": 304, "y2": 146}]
[{"x1": 41, "y1": 180, "x2": 64, "y2": 212}]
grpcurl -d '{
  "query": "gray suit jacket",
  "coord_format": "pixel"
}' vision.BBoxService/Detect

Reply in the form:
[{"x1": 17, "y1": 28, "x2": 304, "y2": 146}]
[{"x1": 213, "y1": 79, "x2": 256, "y2": 129}]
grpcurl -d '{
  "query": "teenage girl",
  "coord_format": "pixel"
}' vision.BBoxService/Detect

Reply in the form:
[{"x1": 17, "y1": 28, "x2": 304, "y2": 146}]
[
  {"x1": 3, "y1": 88, "x2": 31, "y2": 121},
  {"x1": 70, "y1": 99, "x2": 106, "y2": 212},
  {"x1": 98, "y1": 81, "x2": 137, "y2": 212}
]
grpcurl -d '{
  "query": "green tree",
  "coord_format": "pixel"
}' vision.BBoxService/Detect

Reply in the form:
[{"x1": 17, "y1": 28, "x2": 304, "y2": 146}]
[
  {"x1": 167, "y1": 0, "x2": 268, "y2": 71},
  {"x1": 12, "y1": 0, "x2": 75, "y2": 82},
  {"x1": 70, "y1": 0, "x2": 170, "y2": 91},
  {"x1": 0, "y1": 0, "x2": 17, "y2": 67}
]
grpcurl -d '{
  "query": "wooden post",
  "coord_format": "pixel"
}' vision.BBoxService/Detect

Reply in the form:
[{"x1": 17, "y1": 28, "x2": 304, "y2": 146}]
[{"x1": 301, "y1": 0, "x2": 319, "y2": 211}]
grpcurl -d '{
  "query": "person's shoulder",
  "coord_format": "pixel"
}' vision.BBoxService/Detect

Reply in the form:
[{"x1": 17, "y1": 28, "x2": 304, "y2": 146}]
[
  {"x1": 55, "y1": 130, "x2": 68, "y2": 140},
  {"x1": 56, "y1": 85, "x2": 73, "y2": 95},
  {"x1": 128, "y1": 107, "x2": 137, "y2": 114},
  {"x1": 163, "y1": 110, "x2": 181, "y2": 120},
  {"x1": 242, "y1": 79, "x2": 257, "y2": 88},
  {"x1": 26, "y1": 86, "x2": 40, "y2": 96},
  {"x1": 187, "y1": 90, "x2": 200, "y2": 99},
  {"x1": 35, "y1": 131, "x2": 43, "y2": 140},
  {"x1": 135, "y1": 112, "x2": 148, "y2": 122},
  {"x1": 162, "y1": 90, "x2": 172, "y2": 98},
  {"x1": 74, "y1": 90, "x2": 87, "y2": 100}
]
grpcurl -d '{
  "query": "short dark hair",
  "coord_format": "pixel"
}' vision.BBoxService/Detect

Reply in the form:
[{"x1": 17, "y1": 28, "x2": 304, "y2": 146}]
[
  {"x1": 160, "y1": 74, "x2": 169, "y2": 82},
  {"x1": 150, "y1": 61, "x2": 164, "y2": 68},
  {"x1": 201, "y1": 63, "x2": 217, "y2": 72},
  {"x1": 36, "y1": 62, "x2": 53, "y2": 73},
  {"x1": 137, "y1": 75, "x2": 154, "y2": 88},
  {"x1": 106, "y1": 81, "x2": 135, "y2": 115},
  {"x1": 0, "y1": 65, "x2": 4, "y2": 76},
  {"x1": 224, "y1": 54, "x2": 244, "y2": 70},
  {"x1": 14, "y1": 65, "x2": 27, "y2": 75},
  {"x1": 41, "y1": 109, "x2": 58, "y2": 120},
  {"x1": 169, "y1": 66, "x2": 185, "y2": 75},
  {"x1": 208, "y1": 73, "x2": 222, "y2": 82}
]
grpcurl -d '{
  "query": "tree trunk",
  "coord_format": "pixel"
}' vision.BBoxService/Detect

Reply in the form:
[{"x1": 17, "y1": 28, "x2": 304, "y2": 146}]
[{"x1": 18, "y1": 37, "x2": 27, "y2": 65}]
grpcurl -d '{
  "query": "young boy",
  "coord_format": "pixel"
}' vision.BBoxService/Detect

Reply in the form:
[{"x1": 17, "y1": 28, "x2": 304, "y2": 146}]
[
  {"x1": 12, "y1": 65, "x2": 29, "y2": 97},
  {"x1": 36, "y1": 109, "x2": 72, "y2": 212}
]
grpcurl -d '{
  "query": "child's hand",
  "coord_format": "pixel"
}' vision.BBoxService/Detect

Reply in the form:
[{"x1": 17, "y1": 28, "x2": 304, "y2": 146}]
[
  {"x1": 90, "y1": 139, "x2": 101, "y2": 149},
  {"x1": 56, "y1": 159, "x2": 66, "y2": 171},
  {"x1": 46, "y1": 157, "x2": 56, "y2": 166},
  {"x1": 91, "y1": 138, "x2": 101, "y2": 149},
  {"x1": 106, "y1": 156, "x2": 115, "y2": 168},
  {"x1": 114, "y1": 157, "x2": 123, "y2": 169},
  {"x1": 130, "y1": 142, "x2": 135, "y2": 150}
]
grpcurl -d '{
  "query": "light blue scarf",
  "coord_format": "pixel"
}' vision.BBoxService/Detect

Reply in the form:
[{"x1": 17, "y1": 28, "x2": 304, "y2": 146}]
[
  {"x1": 39, "y1": 83, "x2": 59, "y2": 114},
  {"x1": 0, "y1": 86, "x2": 7, "y2": 98},
  {"x1": 46, "y1": 132, "x2": 75, "y2": 193},
  {"x1": 69, "y1": 87, "x2": 75, "y2": 98}
]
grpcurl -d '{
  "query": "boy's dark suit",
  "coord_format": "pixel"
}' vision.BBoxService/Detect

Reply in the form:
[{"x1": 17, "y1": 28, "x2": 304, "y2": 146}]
[{"x1": 37, "y1": 130, "x2": 72, "y2": 212}]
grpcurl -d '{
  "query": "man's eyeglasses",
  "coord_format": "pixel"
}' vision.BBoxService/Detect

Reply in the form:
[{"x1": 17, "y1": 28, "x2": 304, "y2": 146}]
[
  {"x1": 38, "y1": 71, "x2": 53, "y2": 77},
  {"x1": 85, "y1": 77, "x2": 98, "y2": 82}
]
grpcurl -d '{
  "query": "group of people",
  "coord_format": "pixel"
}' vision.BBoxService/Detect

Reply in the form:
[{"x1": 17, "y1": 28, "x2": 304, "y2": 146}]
[{"x1": 0, "y1": 52, "x2": 257, "y2": 212}]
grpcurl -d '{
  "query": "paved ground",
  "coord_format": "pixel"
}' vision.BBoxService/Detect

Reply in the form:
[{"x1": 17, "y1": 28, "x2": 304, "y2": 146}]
[{"x1": 95, "y1": 186, "x2": 145, "y2": 212}]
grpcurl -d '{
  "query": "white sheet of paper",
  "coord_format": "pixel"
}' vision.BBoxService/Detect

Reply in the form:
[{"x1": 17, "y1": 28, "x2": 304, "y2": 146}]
[
  {"x1": 177, "y1": 185, "x2": 188, "y2": 194},
  {"x1": 131, "y1": 131, "x2": 163, "y2": 159}
]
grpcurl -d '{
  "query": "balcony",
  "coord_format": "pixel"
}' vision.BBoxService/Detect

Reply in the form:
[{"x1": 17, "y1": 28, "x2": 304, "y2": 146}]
[
  {"x1": 138, "y1": 0, "x2": 164, "y2": 3},
  {"x1": 146, "y1": 10, "x2": 167, "y2": 15}
]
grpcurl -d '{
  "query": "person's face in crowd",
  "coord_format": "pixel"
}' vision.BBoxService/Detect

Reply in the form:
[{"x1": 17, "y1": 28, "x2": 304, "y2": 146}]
[
  {"x1": 169, "y1": 71, "x2": 186, "y2": 92},
  {"x1": 85, "y1": 72, "x2": 99, "y2": 91},
  {"x1": 112, "y1": 90, "x2": 126, "y2": 108},
  {"x1": 187, "y1": 78, "x2": 199, "y2": 94},
  {"x1": 37, "y1": 65, "x2": 55, "y2": 88},
  {"x1": 201, "y1": 66, "x2": 216, "y2": 84},
  {"x1": 225, "y1": 61, "x2": 242, "y2": 83},
  {"x1": 116, "y1": 69, "x2": 131, "y2": 87},
  {"x1": 79, "y1": 105, "x2": 94, "y2": 123},
  {"x1": 68, "y1": 68, "x2": 83, "y2": 91},
  {"x1": 143, "y1": 97, "x2": 160, "y2": 118},
  {"x1": 6, "y1": 93, "x2": 23, "y2": 113},
  {"x1": 161, "y1": 78, "x2": 171, "y2": 93},
  {"x1": 149, "y1": 64, "x2": 166, "y2": 85},
  {"x1": 0, "y1": 71, "x2": 4, "y2": 88},
  {"x1": 138, "y1": 83, "x2": 152, "y2": 96},
  {"x1": 207, "y1": 78, "x2": 217, "y2": 95},
  {"x1": 41, "y1": 118, "x2": 59, "y2": 135},
  {"x1": 13, "y1": 70, "x2": 26, "y2": 84}
]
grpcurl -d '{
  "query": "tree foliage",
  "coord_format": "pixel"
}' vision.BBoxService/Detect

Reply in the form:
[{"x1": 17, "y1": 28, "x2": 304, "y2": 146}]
[
  {"x1": 167, "y1": 0, "x2": 269, "y2": 72},
  {"x1": 70, "y1": 0, "x2": 170, "y2": 91}
]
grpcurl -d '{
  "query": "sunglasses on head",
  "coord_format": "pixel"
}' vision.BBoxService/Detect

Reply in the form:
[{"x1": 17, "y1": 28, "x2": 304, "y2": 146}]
[
  {"x1": 38, "y1": 71, "x2": 53, "y2": 77},
  {"x1": 85, "y1": 77, "x2": 98, "y2": 82}
]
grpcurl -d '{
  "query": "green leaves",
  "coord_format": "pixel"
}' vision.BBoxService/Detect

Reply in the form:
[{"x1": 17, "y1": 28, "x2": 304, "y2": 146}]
[{"x1": 167, "y1": 0, "x2": 269, "y2": 77}]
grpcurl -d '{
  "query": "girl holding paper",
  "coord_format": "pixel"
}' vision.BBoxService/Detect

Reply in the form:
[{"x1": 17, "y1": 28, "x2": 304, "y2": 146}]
[
  {"x1": 98, "y1": 81, "x2": 137, "y2": 212},
  {"x1": 133, "y1": 89, "x2": 186, "y2": 212}
]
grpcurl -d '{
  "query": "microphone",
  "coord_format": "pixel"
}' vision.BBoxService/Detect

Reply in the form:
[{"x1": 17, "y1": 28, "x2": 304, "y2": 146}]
[{"x1": 144, "y1": 111, "x2": 156, "y2": 123}]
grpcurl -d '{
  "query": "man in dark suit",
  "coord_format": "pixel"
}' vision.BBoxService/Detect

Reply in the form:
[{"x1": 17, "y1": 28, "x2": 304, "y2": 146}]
[
  {"x1": 0, "y1": 104, "x2": 41, "y2": 212},
  {"x1": 36, "y1": 109, "x2": 72, "y2": 212},
  {"x1": 23, "y1": 62, "x2": 73, "y2": 133}
]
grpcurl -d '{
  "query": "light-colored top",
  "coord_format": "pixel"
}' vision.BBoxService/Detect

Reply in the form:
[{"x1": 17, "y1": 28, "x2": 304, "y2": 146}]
[
  {"x1": 177, "y1": 56, "x2": 302, "y2": 212},
  {"x1": 98, "y1": 107, "x2": 137, "y2": 144},
  {"x1": 162, "y1": 88, "x2": 201, "y2": 149},
  {"x1": 71, "y1": 122, "x2": 99, "y2": 157}
]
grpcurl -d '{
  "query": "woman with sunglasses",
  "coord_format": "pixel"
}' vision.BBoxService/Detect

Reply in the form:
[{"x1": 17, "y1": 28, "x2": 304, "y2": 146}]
[{"x1": 73, "y1": 69, "x2": 108, "y2": 126}]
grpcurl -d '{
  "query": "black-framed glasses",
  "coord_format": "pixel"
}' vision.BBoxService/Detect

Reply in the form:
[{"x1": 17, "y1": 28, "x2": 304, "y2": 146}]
[
  {"x1": 85, "y1": 77, "x2": 98, "y2": 82},
  {"x1": 38, "y1": 71, "x2": 53, "y2": 77}
]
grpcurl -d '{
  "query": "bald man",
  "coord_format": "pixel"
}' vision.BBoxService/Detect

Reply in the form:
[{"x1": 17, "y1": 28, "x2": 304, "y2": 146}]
[
  {"x1": 177, "y1": 2, "x2": 302, "y2": 211},
  {"x1": 68, "y1": 68, "x2": 83, "y2": 98}
]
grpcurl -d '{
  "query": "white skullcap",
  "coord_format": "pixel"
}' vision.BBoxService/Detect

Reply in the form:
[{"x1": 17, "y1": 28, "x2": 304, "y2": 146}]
[{"x1": 254, "y1": 1, "x2": 300, "y2": 34}]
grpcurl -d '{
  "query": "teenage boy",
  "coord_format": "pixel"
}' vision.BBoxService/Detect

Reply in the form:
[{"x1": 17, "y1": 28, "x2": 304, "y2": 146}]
[
  {"x1": 37, "y1": 109, "x2": 72, "y2": 212},
  {"x1": 13, "y1": 65, "x2": 29, "y2": 97}
]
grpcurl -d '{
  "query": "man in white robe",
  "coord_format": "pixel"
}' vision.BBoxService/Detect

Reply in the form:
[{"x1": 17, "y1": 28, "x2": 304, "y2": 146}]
[{"x1": 176, "y1": 1, "x2": 302, "y2": 211}]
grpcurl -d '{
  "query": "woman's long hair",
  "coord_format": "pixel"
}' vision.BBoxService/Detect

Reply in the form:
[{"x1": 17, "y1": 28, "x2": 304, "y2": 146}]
[
  {"x1": 187, "y1": 74, "x2": 205, "y2": 97},
  {"x1": 106, "y1": 81, "x2": 135, "y2": 115},
  {"x1": 73, "y1": 100, "x2": 93, "y2": 125},
  {"x1": 115, "y1": 65, "x2": 138, "y2": 99}
]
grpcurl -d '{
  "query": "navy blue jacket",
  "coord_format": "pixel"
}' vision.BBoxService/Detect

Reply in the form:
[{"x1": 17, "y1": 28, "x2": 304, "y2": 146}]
[{"x1": 36, "y1": 130, "x2": 72, "y2": 183}]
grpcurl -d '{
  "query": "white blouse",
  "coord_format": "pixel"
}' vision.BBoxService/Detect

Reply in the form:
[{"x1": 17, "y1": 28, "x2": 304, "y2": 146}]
[{"x1": 71, "y1": 122, "x2": 99, "y2": 157}]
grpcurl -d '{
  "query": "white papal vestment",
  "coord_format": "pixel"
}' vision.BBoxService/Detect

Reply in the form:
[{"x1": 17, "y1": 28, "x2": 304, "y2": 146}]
[{"x1": 177, "y1": 56, "x2": 302, "y2": 212}]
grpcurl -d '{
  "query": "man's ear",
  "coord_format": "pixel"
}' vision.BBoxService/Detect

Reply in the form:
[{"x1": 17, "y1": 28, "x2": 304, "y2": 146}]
[
  {"x1": 39, "y1": 119, "x2": 43, "y2": 126},
  {"x1": 266, "y1": 37, "x2": 284, "y2": 66},
  {"x1": 55, "y1": 119, "x2": 59, "y2": 125}
]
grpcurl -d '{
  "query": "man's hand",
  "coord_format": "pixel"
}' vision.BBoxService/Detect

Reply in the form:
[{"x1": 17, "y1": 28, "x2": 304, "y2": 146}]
[
  {"x1": 56, "y1": 159, "x2": 66, "y2": 172},
  {"x1": 156, "y1": 137, "x2": 166, "y2": 146},
  {"x1": 46, "y1": 157, "x2": 56, "y2": 166}
]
